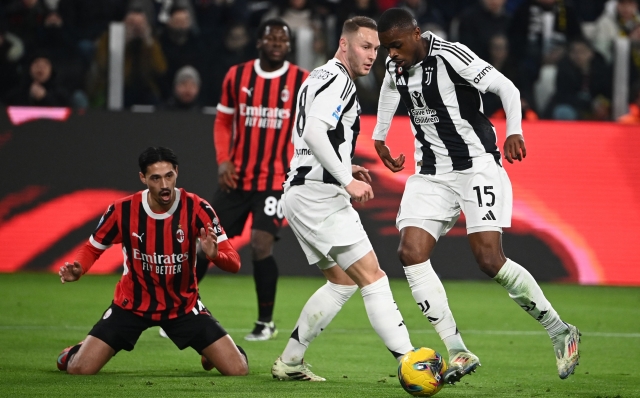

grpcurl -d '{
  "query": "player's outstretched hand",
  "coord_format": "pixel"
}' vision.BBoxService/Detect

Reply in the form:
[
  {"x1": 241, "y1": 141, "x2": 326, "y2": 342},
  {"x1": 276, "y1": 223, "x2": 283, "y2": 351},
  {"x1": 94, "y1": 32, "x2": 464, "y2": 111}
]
[
  {"x1": 59, "y1": 261, "x2": 83, "y2": 284},
  {"x1": 504, "y1": 134, "x2": 526, "y2": 163},
  {"x1": 374, "y1": 140, "x2": 405, "y2": 172},
  {"x1": 346, "y1": 179, "x2": 374, "y2": 203},
  {"x1": 200, "y1": 223, "x2": 219, "y2": 259},
  {"x1": 218, "y1": 161, "x2": 239, "y2": 192},
  {"x1": 352, "y1": 165, "x2": 372, "y2": 184}
]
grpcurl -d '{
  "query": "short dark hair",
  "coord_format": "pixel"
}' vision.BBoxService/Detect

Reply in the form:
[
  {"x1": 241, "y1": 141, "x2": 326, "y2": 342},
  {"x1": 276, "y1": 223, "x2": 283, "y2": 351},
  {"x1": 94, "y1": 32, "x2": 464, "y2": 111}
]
[
  {"x1": 257, "y1": 18, "x2": 292, "y2": 40},
  {"x1": 377, "y1": 8, "x2": 417, "y2": 33},
  {"x1": 138, "y1": 147, "x2": 179, "y2": 174},
  {"x1": 342, "y1": 16, "x2": 377, "y2": 36}
]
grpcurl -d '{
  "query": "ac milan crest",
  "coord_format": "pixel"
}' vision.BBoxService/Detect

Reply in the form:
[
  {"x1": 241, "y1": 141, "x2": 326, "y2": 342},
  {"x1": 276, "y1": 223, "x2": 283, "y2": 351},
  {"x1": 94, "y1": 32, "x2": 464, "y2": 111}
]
[
  {"x1": 281, "y1": 86, "x2": 290, "y2": 102},
  {"x1": 176, "y1": 225, "x2": 184, "y2": 243}
]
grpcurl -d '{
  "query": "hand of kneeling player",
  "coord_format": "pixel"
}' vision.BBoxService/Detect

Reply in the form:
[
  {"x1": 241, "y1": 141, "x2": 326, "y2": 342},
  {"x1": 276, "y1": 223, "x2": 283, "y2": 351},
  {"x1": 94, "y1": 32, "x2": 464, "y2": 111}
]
[{"x1": 59, "y1": 261, "x2": 83, "y2": 284}]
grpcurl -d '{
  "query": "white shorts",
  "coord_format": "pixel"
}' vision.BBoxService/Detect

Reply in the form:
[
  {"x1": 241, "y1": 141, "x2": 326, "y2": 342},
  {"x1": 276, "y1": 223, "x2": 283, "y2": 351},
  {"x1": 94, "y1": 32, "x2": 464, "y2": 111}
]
[
  {"x1": 396, "y1": 154, "x2": 512, "y2": 238},
  {"x1": 283, "y1": 183, "x2": 370, "y2": 268}
]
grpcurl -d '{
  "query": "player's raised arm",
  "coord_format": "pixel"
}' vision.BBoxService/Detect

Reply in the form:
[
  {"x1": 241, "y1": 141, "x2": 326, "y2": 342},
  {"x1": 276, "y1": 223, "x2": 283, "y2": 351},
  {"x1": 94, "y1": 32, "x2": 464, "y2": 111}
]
[
  {"x1": 58, "y1": 241, "x2": 104, "y2": 283},
  {"x1": 196, "y1": 201, "x2": 241, "y2": 273}
]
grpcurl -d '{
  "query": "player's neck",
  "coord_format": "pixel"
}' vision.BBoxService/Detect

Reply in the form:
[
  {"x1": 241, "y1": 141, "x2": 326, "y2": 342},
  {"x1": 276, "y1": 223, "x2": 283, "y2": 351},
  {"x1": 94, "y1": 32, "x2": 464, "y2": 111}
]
[
  {"x1": 334, "y1": 52, "x2": 356, "y2": 80},
  {"x1": 418, "y1": 37, "x2": 430, "y2": 62},
  {"x1": 258, "y1": 56, "x2": 285, "y2": 72}
]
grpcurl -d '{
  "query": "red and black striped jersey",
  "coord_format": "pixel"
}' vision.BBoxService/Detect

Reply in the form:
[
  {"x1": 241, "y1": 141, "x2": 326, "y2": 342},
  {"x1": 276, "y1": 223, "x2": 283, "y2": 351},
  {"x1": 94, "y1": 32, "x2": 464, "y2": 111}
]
[
  {"x1": 89, "y1": 188, "x2": 228, "y2": 320},
  {"x1": 215, "y1": 59, "x2": 308, "y2": 191}
]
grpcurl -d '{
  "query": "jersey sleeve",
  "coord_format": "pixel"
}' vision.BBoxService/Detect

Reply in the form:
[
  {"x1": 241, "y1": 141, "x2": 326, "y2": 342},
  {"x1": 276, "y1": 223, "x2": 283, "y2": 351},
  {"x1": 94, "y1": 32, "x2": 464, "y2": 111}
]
[
  {"x1": 372, "y1": 68, "x2": 401, "y2": 141},
  {"x1": 194, "y1": 199, "x2": 228, "y2": 244},
  {"x1": 90, "y1": 203, "x2": 121, "y2": 250},
  {"x1": 307, "y1": 73, "x2": 354, "y2": 129},
  {"x1": 216, "y1": 67, "x2": 236, "y2": 115},
  {"x1": 439, "y1": 42, "x2": 500, "y2": 94}
]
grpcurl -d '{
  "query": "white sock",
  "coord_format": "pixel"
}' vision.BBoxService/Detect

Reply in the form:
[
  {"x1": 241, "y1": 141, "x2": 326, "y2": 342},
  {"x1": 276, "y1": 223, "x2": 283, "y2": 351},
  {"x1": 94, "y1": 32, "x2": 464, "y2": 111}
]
[
  {"x1": 281, "y1": 281, "x2": 357, "y2": 365},
  {"x1": 361, "y1": 275, "x2": 414, "y2": 360},
  {"x1": 404, "y1": 260, "x2": 467, "y2": 356},
  {"x1": 494, "y1": 258, "x2": 568, "y2": 340}
]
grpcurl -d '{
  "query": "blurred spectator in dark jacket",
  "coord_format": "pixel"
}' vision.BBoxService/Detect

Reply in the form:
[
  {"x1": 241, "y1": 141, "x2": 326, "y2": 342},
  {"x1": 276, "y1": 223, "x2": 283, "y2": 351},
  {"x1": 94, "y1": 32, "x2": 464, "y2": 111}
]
[
  {"x1": 204, "y1": 22, "x2": 252, "y2": 105},
  {"x1": 430, "y1": 0, "x2": 477, "y2": 31},
  {"x1": 56, "y1": 0, "x2": 128, "y2": 70},
  {"x1": 158, "y1": 5, "x2": 207, "y2": 98},
  {"x1": 0, "y1": 20, "x2": 24, "y2": 99},
  {"x1": 336, "y1": 0, "x2": 380, "y2": 49},
  {"x1": 548, "y1": 39, "x2": 612, "y2": 120},
  {"x1": 509, "y1": 0, "x2": 583, "y2": 111},
  {"x1": 458, "y1": 0, "x2": 509, "y2": 61},
  {"x1": 4, "y1": 0, "x2": 48, "y2": 53},
  {"x1": 34, "y1": 9, "x2": 87, "y2": 105},
  {"x1": 592, "y1": 0, "x2": 640, "y2": 63},
  {"x1": 5, "y1": 51, "x2": 70, "y2": 106},
  {"x1": 161, "y1": 65, "x2": 202, "y2": 111},
  {"x1": 191, "y1": 0, "x2": 248, "y2": 44},
  {"x1": 88, "y1": 8, "x2": 167, "y2": 108},
  {"x1": 397, "y1": 0, "x2": 446, "y2": 35}
]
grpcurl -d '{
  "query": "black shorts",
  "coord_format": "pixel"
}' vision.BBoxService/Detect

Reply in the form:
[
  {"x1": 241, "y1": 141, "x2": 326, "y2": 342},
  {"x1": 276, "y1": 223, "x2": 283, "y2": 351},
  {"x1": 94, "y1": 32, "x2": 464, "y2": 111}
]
[
  {"x1": 88, "y1": 301, "x2": 228, "y2": 355},
  {"x1": 212, "y1": 189, "x2": 284, "y2": 238}
]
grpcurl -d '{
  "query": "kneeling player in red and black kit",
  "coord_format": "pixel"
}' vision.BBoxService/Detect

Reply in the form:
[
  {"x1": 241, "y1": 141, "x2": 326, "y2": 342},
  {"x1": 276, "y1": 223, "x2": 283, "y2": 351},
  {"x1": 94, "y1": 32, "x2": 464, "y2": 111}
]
[{"x1": 56, "y1": 147, "x2": 248, "y2": 375}]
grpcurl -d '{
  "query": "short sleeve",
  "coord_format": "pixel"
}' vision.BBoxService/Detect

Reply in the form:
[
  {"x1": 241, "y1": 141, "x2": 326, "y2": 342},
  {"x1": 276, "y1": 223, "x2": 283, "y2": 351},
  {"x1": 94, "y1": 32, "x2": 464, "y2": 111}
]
[{"x1": 439, "y1": 42, "x2": 499, "y2": 93}]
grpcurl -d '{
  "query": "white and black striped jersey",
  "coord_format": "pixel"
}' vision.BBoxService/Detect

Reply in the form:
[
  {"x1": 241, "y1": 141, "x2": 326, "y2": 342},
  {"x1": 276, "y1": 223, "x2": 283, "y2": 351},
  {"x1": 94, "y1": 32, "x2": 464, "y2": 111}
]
[
  {"x1": 373, "y1": 31, "x2": 503, "y2": 175},
  {"x1": 284, "y1": 58, "x2": 360, "y2": 188}
]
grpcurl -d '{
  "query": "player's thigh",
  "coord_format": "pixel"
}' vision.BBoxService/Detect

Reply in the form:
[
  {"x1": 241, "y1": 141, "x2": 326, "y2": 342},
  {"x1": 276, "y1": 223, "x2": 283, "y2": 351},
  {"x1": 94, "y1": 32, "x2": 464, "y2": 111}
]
[
  {"x1": 455, "y1": 158, "x2": 513, "y2": 233},
  {"x1": 343, "y1": 249, "x2": 386, "y2": 287},
  {"x1": 160, "y1": 299, "x2": 228, "y2": 354},
  {"x1": 201, "y1": 335, "x2": 248, "y2": 376},
  {"x1": 250, "y1": 190, "x2": 285, "y2": 238},
  {"x1": 397, "y1": 174, "x2": 460, "y2": 231},
  {"x1": 321, "y1": 263, "x2": 357, "y2": 286},
  {"x1": 67, "y1": 335, "x2": 115, "y2": 375},
  {"x1": 211, "y1": 188, "x2": 253, "y2": 237},
  {"x1": 87, "y1": 303, "x2": 149, "y2": 354}
]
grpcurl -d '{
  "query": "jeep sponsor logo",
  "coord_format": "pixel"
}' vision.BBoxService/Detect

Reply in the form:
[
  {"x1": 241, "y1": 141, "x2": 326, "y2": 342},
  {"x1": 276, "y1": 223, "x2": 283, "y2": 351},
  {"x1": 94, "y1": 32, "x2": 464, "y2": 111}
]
[{"x1": 473, "y1": 65, "x2": 494, "y2": 84}]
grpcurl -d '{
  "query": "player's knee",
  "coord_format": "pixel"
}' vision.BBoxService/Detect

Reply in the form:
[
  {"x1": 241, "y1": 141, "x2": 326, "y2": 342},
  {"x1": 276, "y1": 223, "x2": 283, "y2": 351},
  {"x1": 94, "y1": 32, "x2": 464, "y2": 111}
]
[
  {"x1": 250, "y1": 237, "x2": 273, "y2": 259},
  {"x1": 473, "y1": 250, "x2": 503, "y2": 277},
  {"x1": 397, "y1": 243, "x2": 427, "y2": 267},
  {"x1": 219, "y1": 360, "x2": 249, "y2": 376}
]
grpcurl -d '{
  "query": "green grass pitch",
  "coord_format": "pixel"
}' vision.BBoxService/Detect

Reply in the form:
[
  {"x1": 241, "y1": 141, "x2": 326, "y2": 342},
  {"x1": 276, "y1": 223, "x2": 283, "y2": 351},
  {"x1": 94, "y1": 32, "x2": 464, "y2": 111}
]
[{"x1": 1, "y1": 273, "x2": 639, "y2": 397}]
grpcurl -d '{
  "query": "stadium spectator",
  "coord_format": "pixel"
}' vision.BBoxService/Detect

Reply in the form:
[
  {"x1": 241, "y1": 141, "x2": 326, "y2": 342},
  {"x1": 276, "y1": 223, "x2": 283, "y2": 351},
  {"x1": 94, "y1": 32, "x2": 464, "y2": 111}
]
[
  {"x1": 35, "y1": 9, "x2": 87, "y2": 107},
  {"x1": 157, "y1": 5, "x2": 207, "y2": 98},
  {"x1": 210, "y1": 19, "x2": 308, "y2": 342},
  {"x1": 56, "y1": 146, "x2": 248, "y2": 376},
  {"x1": 397, "y1": 0, "x2": 446, "y2": 36},
  {"x1": 482, "y1": 34, "x2": 538, "y2": 120},
  {"x1": 5, "y1": 51, "x2": 70, "y2": 106},
  {"x1": 205, "y1": 22, "x2": 253, "y2": 106},
  {"x1": 3, "y1": 0, "x2": 48, "y2": 53},
  {"x1": 161, "y1": 65, "x2": 202, "y2": 111},
  {"x1": 191, "y1": 0, "x2": 249, "y2": 43},
  {"x1": 0, "y1": 20, "x2": 24, "y2": 100},
  {"x1": 336, "y1": 0, "x2": 380, "y2": 52},
  {"x1": 430, "y1": 0, "x2": 478, "y2": 31},
  {"x1": 56, "y1": 0, "x2": 128, "y2": 66},
  {"x1": 508, "y1": 0, "x2": 583, "y2": 113},
  {"x1": 457, "y1": 0, "x2": 509, "y2": 61},
  {"x1": 592, "y1": 0, "x2": 640, "y2": 63},
  {"x1": 547, "y1": 39, "x2": 612, "y2": 120},
  {"x1": 618, "y1": 79, "x2": 640, "y2": 123},
  {"x1": 87, "y1": 7, "x2": 167, "y2": 108}
]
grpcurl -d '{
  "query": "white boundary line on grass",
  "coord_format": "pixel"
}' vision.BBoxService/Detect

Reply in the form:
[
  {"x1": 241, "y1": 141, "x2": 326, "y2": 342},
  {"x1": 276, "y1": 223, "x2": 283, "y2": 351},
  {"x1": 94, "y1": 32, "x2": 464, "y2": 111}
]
[{"x1": 1, "y1": 325, "x2": 639, "y2": 338}]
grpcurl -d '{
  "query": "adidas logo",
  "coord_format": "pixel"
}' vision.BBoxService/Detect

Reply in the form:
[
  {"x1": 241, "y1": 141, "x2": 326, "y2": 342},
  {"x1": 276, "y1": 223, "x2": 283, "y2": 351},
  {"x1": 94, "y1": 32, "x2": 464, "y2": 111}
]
[{"x1": 482, "y1": 210, "x2": 497, "y2": 221}]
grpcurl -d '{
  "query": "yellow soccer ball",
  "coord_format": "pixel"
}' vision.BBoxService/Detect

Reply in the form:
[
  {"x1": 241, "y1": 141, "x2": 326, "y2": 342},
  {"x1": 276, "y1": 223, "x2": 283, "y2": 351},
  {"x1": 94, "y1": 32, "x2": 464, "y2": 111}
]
[{"x1": 398, "y1": 347, "x2": 448, "y2": 397}]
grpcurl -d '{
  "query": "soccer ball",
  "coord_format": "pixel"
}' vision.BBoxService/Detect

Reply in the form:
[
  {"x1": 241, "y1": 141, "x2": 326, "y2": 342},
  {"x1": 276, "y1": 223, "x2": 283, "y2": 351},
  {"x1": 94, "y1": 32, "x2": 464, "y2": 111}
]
[{"x1": 398, "y1": 347, "x2": 448, "y2": 397}]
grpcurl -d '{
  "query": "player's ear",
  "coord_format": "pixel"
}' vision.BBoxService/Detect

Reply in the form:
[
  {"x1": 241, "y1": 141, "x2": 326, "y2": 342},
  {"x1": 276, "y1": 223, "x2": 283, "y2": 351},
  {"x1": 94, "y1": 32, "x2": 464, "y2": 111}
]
[
  {"x1": 139, "y1": 172, "x2": 146, "y2": 185},
  {"x1": 339, "y1": 36, "x2": 348, "y2": 51},
  {"x1": 413, "y1": 27, "x2": 421, "y2": 41},
  {"x1": 174, "y1": 165, "x2": 178, "y2": 178}
]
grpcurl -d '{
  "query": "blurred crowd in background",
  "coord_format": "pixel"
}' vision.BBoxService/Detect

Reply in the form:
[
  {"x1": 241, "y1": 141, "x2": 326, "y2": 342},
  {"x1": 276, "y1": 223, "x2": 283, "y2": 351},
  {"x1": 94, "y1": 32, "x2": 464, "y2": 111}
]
[{"x1": 0, "y1": 0, "x2": 639, "y2": 122}]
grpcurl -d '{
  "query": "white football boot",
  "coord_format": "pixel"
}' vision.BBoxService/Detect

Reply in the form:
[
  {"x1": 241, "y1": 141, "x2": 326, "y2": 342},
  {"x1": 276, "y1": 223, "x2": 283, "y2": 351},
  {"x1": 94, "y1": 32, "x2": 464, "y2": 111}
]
[
  {"x1": 554, "y1": 323, "x2": 581, "y2": 379},
  {"x1": 244, "y1": 321, "x2": 278, "y2": 341},
  {"x1": 443, "y1": 350, "x2": 481, "y2": 384},
  {"x1": 271, "y1": 357, "x2": 326, "y2": 381}
]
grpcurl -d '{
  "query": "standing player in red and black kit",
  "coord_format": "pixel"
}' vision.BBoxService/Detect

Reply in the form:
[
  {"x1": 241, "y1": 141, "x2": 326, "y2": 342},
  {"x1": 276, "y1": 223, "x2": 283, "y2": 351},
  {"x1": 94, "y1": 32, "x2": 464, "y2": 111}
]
[
  {"x1": 56, "y1": 147, "x2": 248, "y2": 375},
  {"x1": 209, "y1": 19, "x2": 308, "y2": 341}
]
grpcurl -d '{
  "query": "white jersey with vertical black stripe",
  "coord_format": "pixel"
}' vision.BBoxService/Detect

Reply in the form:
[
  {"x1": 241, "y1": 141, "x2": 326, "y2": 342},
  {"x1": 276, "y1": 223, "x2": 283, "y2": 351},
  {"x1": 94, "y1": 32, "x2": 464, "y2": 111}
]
[
  {"x1": 373, "y1": 31, "x2": 503, "y2": 175},
  {"x1": 284, "y1": 58, "x2": 360, "y2": 189}
]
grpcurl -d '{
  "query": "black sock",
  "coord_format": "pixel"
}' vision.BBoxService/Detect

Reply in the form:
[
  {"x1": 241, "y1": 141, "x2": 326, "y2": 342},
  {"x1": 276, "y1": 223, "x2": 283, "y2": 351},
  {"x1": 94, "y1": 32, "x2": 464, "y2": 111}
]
[
  {"x1": 65, "y1": 343, "x2": 83, "y2": 367},
  {"x1": 236, "y1": 345, "x2": 248, "y2": 365},
  {"x1": 253, "y1": 256, "x2": 278, "y2": 322},
  {"x1": 195, "y1": 255, "x2": 210, "y2": 283}
]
